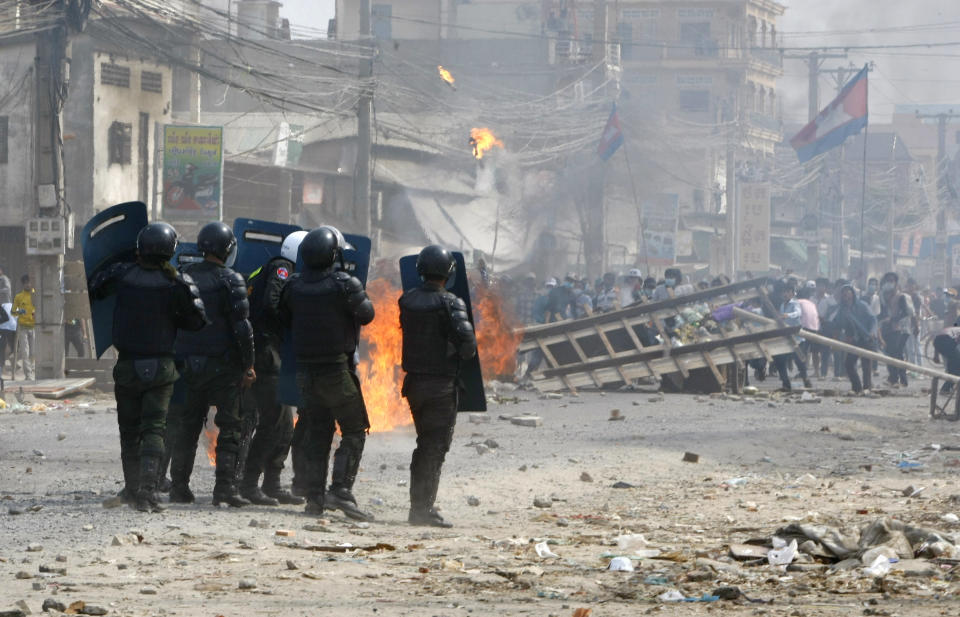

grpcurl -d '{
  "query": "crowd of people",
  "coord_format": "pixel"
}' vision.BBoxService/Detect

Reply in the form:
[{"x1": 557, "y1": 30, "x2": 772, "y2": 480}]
[{"x1": 504, "y1": 266, "x2": 959, "y2": 395}]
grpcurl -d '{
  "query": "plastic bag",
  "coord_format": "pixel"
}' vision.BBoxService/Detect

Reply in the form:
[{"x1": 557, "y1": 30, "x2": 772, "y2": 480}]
[
  {"x1": 608, "y1": 556, "x2": 634, "y2": 572},
  {"x1": 863, "y1": 554, "x2": 891, "y2": 577},
  {"x1": 767, "y1": 539, "x2": 798, "y2": 565},
  {"x1": 535, "y1": 541, "x2": 559, "y2": 559}
]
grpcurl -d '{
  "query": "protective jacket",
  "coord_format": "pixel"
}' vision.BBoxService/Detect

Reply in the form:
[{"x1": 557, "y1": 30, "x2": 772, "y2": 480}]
[
  {"x1": 175, "y1": 260, "x2": 254, "y2": 369},
  {"x1": 89, "y1": 261, "x2": 207, "y2": 357},
  {"x1": 399, "y1": 282, "x2": 477, "y2": 377},
  {"x1": 247, "y1": 255, "x2": 293, "y2": 343},
  {"x1": 279, "y1": 268, "x2": 374, "y2": 363}
]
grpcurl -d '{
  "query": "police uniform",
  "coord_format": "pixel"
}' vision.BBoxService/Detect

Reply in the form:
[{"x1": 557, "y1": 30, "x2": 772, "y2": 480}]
[
  {"x1": 168, "y1": 259, "x2": 255, "y2": 506},
  {"x1": 89, "y1": 257, "x2": 207, "y2": 512},
  {"x1": 399, "y1": 252, "x2": 477, "y2": 527},
  {"x1": 279, "y1": 264, "x2": 374, "y2": 515},
  {"x1": 239, "y1": 255, "x2": 303, "y2": 505}
]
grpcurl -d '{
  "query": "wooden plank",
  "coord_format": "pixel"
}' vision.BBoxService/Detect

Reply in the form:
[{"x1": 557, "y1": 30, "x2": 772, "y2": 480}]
[
  {"x1": 593, "y1": 325, "x2": 632, "y2": 384},
  {"x1": 701, "y1": 351, "x2": 726, "y2": 387},
  {"x1": 564, "y1": 333, "x2": 603, "y2": 387},
  {"x1": 535, "y1": 339, "x2": 577, "y2": 393},
  {"x1": 8, "y1": 378, "x2": 97, "y2": 399}
]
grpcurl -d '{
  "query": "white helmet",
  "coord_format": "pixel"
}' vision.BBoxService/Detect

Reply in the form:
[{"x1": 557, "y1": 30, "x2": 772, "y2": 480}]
[{"x1": 280, "y1": 230, "x2": 308, "y2": 262}]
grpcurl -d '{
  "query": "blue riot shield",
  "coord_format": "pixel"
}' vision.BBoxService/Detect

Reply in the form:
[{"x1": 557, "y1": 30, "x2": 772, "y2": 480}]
[
  {"x1": 278, "y1": 234, "x2": 373, "y2": 406},
  {"x1": 399, "y1": 252, "x2": 487, "y2": 412},
  {"x1": 232, "y1": 218, "x2": 303, "y2": 277},
  {"x1": 80, "y1": 202, "x2": 149, "y2": 358}
]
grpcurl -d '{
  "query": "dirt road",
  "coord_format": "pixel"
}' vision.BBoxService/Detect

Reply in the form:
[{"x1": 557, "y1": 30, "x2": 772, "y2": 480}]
[{"x1": 2, "y1": 380, "x2": 959, "y2": 615}]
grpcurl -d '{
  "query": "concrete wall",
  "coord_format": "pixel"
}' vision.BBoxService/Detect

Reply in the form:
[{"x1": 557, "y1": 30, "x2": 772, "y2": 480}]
[
  {"x1": 0, "y1": 39, "x2": 36, "y2": 228},
  {"x1": 90, "y1": 50, "x2": 173, "y2": 214}
]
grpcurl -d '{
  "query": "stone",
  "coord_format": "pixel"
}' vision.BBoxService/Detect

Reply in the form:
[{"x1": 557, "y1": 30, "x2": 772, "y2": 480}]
[
  {"x1": 533, "y1": 497, "x2": 552, "y2": 508},
  {"x1": 54, "y1": 555, "x2": 66, "y2": 563},
  {"x1": 510, "y1": 416, "x2": 542, "y2": 428},
  {"x1": 42, "y1": 599, "x2": 66, "y2": 613},
  {"x1": 468, "y1": 413, "x2": 491, "y2": 424},
  {"x1": 15, "y1": 571, "x2": 32, "y2": 579},
  {"x1": 80, "y1": 606, "x2": 108, "y2": 616},
  {"x1": 0, "y1": 610, "x2": 26, "y2": 617},
  {"x1": 286, "y1": 560, "x2": 299, "y2": 570},
  {"x1": 37, "y1": 565, "x2": 65, "y2": 575},
  {"x1": 580, "y1": 471, "x2": 593, "y2": 482},
  {"x1": 685, "y1": 569, "x2": 713, "y2": 582},
  {"x1": 467, "y1": 496, "x2": 481, "y2": 507},
  {"x1": 483, "y1": 438, "x2": 500, "y2": 449},
  {"x1": 475, "y1": 444, "x2": 491, "y2": 455},
  {"x1": 609, "y1": 409, "x2": 624, "y2": 421},
  {"x1": 891, "y1": 559, "x2": 938, "y2": 578},
  {"x1": 25, "y1": 544, "x2": 42, "y2": 553},
  {"x1": 303, "y1": 524, "x2": 331, "y2": 533},
  {"x1": 275, "y1": 529, "x2": 294, "y2": 537},
  {"x1": 682, "y1": 452, "x2": 699, "y2": 463},
  {"x1": 139, "y1": 586, "x2": 158, "y2": 595},
  {"x1": 729, "y1": 544, "x2": 768, "y2": 560},
  {"x1": 30, "y1": 583, "x2": 42, "y2": 591},
  {"x1": 8, "y1": 506, "x2": 24, "y2": 515},
  {"x1": 82, "y1": 525, "x2": 93, "y2": 531},
  {"x1": 111, "y1": 534, "x2": 139, "y2": 546},
  {"x1": 238, "y1": 578, "x2": 257, "y2": 590},
  {"x1": 56, "y1": 433, "x2": 66, "y2": 441},
  {"x1": 14, "y1": 601, "x2": 30, "y2": 615}
]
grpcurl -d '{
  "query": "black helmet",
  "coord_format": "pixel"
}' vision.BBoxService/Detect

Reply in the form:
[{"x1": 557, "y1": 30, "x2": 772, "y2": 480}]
[
  {"x1": 300, "y1": 227, "x2": 340, "y2": 269},
  {"x1": 197, "y1": 221, "x2": 237, "y2": 266},
  {"x1": 137, "y1": 222, "x2": 178, "y2": 260},
  {"x1": 416, "y1": 245, "x2": 455, "y2": 280}
]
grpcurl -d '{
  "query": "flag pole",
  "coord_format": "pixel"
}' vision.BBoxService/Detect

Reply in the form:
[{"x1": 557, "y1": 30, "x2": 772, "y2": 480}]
[
  {"x1": 859, "y1": 63, "x2": 870, "y2": 284},
  {"x1": 621, "y1": 142, "x2": 650, "y2": 271}
]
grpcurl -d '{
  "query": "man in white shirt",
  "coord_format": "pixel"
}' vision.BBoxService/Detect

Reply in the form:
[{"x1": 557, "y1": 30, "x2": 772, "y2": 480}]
[{"x1": 0, "y1": 301, "x2": 16, "y2": 384}]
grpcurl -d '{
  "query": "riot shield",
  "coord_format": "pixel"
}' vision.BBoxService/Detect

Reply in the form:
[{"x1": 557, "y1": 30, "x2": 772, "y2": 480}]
[
  {"x1": 172, "y1": 241, "x2": 203, "y2": 267},
  {"x1": 80, "y1": 202, "x2": 149, "y2": 358},
  {"x1": 278, "y1": 234, "x2": 372, "y2": 406},
  {"x1": 232, "y1": 218, "x2": 303, "y2": 277},
  {"x1": 399, "y1": 252, "x2": 487, "y2": 412}
]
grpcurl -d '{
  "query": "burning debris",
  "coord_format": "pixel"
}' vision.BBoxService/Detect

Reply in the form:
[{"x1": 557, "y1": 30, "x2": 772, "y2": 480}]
[
  {"x1": 469, "y1": 127, "x2": 504, "y2": 160},
  {"x1": 473, "y1": 283, "x2": 523, "y2": 380},
  {"x1": 437, "y1": 65, "x2": 456, "y2": 89},
  {"x1": 358, "y1": 279, "x2": 411, "y2": 432}
]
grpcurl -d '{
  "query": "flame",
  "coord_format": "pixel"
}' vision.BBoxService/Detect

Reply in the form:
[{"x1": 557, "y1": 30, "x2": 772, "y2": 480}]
[
  {"x1": 357, "y1": 279, "x2": 412, "y2": 432},
  {"x1": 472, "y1": 283, "x2": 523, "y2": 379},
  {"x1": 469, "y1": 128, "x2": 504, "y2": 160},
  {"x1": 203, "y1": 424, "x2": 218, "y2": 467},
  {"x1": 437, "y1": 65, "x2": 455, "y2": 87}
]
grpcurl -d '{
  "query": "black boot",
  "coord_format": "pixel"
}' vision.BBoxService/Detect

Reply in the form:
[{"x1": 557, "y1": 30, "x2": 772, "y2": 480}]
[
  {"x1": 240, "y1": 471, "x2": 279, "y2": 506},
  {"x1": 408, "y1": 507, "x2": 452, "y2": 528},
  {"x1": 135, "y1": 454, "x2": 166, "y2": 513},
  {"x1": 168, "y1": 445, "x2": 197, "y2": 504},
  {"x1": 212, "y1": 451, "x2": 249, "y2": 508},
  {"x1": 262, "y1": 468, "x2": 305, "y2": 505},
  {"x1": 328, "y1": 433, "x2": 372, "y2": 520},
  {"x1": 326, "y1": 486, "x2": 374, "y2": 521},
  {"x1": 304, "y1": 494, "x2": 324, "y2": 515},
  {"x1": 119, "y1": 441, "x2": 140, "y2": 505}
]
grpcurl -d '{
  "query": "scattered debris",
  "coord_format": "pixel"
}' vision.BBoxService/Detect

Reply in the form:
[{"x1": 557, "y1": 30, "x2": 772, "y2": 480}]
[
  {"x1": 510, "y1": 416, "x2": 542, "y2": 428},
  {"x1": 682, "y1": 452, "x2": 700, "y2": 463}
]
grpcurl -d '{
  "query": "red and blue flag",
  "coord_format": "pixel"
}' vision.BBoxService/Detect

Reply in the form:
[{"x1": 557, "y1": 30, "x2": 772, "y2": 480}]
[
  {"x1": 597, "y1": 103, "x2": 624, "y2": 161},
  {"x1": 790, "y1": 65, "x2": 868, "y2": 163}
]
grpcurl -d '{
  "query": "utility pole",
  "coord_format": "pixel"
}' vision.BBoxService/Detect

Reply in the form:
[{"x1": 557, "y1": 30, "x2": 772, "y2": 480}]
[
  {"x1": 354, "y1": 0, "x2": 373, "y2": 239},
  {"x1": 887, "y1": 135, "x2": 897, "y2": 273},
  {"x1": 32, "y1": 14, "x2": 70, "y2": 379},
  {"x1": 916, "y1": 109, "x2": 960, "y2": 286},
  {"x1": 784, "y1": 50, "x2": 846, "y2": 277}
]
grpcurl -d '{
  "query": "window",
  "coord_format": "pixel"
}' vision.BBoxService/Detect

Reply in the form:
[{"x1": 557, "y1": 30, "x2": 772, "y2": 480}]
[
  {"x1": 141, "y1": 70, "x2": 163, "y2": 94},
  {"x1": 108, "y1": 121, "x2": 132, "y2": 165},
  {"x1": 372, "y1": 4, "x2": 391, "y2": 40},
  {"x1": 101, "y1": 63, "x2": 131, "y2": 88},
  {"x1": 678, "y1": 90, "x2": 710, "y2": 113},
  {"x1": 680, "y1": 22, "x2": 711, "y2": 42},
  {"x1": 0, "y1": 116, "x2": 8, "y2": 164}
]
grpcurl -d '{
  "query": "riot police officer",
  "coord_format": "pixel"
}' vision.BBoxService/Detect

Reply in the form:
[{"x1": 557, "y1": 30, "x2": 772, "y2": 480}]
[
  {"x1": 88, "y1": 222, "x2": 208, "y2": 513},
  {"x1": 238, "y1": 231, "x2": 306, "y2": 506},
  {"x1": 168, "y1": 221, "x2": 256, "y2": 507},
  {"x1": 399, "y1": 245, "x2": 477, "y2": 527},
  {"x1": 278, "y1": 226, "x2": 374, "y2": 517}
]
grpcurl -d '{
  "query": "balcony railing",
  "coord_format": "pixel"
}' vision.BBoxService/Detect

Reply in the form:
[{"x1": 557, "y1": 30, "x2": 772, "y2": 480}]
[
  {"x1": 621, "y1": 41, "x2": 783, "y2": 69},
  {"x1": 748, "y1": 112, "x2": 782, "y2": 134},
  {"x1": 748, "y1": 47, "x2": 783, "y2": 69}
]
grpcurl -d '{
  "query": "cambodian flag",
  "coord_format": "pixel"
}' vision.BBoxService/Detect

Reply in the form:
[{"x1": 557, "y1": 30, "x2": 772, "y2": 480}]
[
  {"x1": 790, "y1": 65, "x2": 868, "y2": 163},
  {"x1": 597, "y1": 103, "x2": 624, "y2": 161}
]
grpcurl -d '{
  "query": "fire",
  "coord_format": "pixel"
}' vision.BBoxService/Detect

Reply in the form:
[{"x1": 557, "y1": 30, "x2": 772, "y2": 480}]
[
  {"x1": 203, "y1": 423, "x2": 217, "y2": 467},
  {"x1": 469, "y1": 128, "x2": 504, "y2": 160},
  {"x1": 472, "y1": 283, "x2": 523, "y2": 379},
  {"x1": 437, "y1": 65, "x2": 456, "y2": 88},
  {"x1": 357, "y1": 279, "x2": 412, "y2": 432}
]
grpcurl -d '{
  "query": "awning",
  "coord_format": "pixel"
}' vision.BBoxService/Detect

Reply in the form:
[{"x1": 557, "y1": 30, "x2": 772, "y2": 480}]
[{"x1": 406, "y1": 195, "x2": 529, "y2": 270}]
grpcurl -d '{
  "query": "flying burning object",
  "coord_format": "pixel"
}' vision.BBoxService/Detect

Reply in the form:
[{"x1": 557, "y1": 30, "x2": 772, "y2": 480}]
[
  {"x1": 437, "y1": 65, "x2": 456, "y2": 89},
  {"x1": 469, "y1": 127, "x2": 504, "y2": 160}
]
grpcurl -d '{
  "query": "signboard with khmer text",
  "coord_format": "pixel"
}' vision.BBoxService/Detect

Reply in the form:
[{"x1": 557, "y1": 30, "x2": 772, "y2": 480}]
[
  {"x1": 162, "y1": 125, "x2": 223, "y2": 219},
  {"x1": 738, "y1": 183, "x2": 771, "y2": 272}
]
